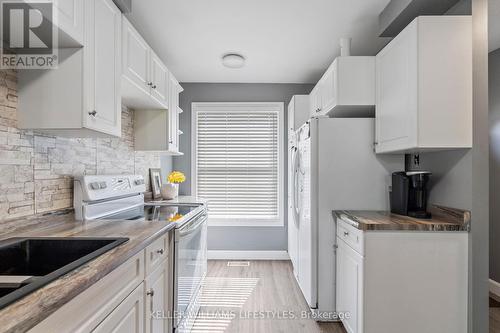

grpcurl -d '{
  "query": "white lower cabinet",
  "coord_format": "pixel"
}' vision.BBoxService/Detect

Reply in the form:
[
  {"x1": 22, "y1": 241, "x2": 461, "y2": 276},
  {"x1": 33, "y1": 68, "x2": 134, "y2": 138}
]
[
  {"x1": 145, "y1": 261, "x2": 169, "y2": 333},
  {"x1": 93, "y1": 283, "x2": 145, "y2": 333},
  {"x1": 336, "y1": 238, "x2": 363, "y2": 333},
  {"x1": 335, "y1": 218, "x2": 468, "y2": 333}
]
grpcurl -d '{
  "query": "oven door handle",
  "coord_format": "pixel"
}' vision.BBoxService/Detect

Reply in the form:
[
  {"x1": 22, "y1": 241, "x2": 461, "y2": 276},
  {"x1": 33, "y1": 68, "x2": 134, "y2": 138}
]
[{"x1": 178, "y1": 213, "x2": 207, "y2": 237}]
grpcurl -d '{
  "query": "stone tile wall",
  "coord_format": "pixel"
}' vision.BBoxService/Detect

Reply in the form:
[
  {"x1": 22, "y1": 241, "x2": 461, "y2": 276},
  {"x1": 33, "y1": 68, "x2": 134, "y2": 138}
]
[{"x1": 0, "y1": 69, "x2": 162, "y2": 221}]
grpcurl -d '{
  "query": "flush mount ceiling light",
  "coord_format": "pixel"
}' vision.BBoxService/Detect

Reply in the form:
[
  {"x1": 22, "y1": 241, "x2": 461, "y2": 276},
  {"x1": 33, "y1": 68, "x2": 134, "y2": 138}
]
[{"x1": 222, "y1": 53, "x2": 245, "y2": 68}]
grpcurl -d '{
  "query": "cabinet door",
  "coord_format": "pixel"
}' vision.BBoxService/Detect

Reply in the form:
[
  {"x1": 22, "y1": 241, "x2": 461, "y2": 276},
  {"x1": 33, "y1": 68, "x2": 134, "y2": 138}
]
[
  {"x1": 150, "y1": 52, "x2": 169, "y2": 108},
  {"x1": 84, "y1": 0, "x2": 122, "y2": 137},
  {"x1": 93, "y1": 283, "x2": 145, "y2": 333},
  {"x1": 55, "y1": 0, "x2": 84, "y2": 45},
  {"x1": 145, "y1": 261, "x2": 170, "y2": 333},
  {"x1": 336, "y1": 238, "x2": 363, "y2": 333},
  {"x1": 122, "y1": 18, "x2": 151, "y2": 95},
  {"x1": 309, "y1": 85, "x2": 322, "y2": 116},
  {"x1": 320, "y1": 66, "x2": 336, "y2": 115},
  {"x1": 375, "y1": 23, "x2": 418, "y2": 153}
]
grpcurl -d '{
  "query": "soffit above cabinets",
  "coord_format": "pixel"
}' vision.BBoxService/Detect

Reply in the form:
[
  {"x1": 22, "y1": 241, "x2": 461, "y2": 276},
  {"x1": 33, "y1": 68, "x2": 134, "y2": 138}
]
[{"x1": 125, "y1": 0, "x2": 391, "y2": 84}]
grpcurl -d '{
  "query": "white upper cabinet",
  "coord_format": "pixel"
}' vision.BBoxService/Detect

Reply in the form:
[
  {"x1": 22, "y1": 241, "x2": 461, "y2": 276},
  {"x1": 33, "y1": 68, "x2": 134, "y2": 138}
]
[
  {"x1": 134, "y1": 73, "x2": 183, "y2": 154},
  {"x1": 84, "y1": 0, "x2": 122, "y2": 136},
  {"x1": 121, "y1": 17, "x2": 169, "y2": 109},
  {"x1": 375, "y1": 16, "x2": 472, "y2": 154},
  {"x1": 54, "y1": 0, "x2": 85, "y2": 46},
  {"x1": 122, "y1": 17, "x2": 151, "y2": 96},
  {"x1": 150, "y1": 51, "x2": 170, "y2": 106},
  {"x1": 310, "y1": 57, "x2": 375, "y2": 117},
  {"x1": 18, "y1": 0, "x2": 122, "y2": 137},
  {"x1": 288, "y1": 95, "x2": 310, "y2": 131}
]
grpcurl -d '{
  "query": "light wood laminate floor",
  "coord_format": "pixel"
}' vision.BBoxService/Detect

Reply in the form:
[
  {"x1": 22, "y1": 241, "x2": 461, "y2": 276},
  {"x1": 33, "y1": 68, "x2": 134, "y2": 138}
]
[{"x1": 193, "y1": 260, "x2": 345, "y2": 333}]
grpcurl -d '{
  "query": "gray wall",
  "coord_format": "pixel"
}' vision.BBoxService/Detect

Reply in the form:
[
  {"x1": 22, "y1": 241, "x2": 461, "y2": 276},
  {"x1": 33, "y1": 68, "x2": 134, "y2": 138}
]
[
  {"x1": 490, "y1": 48, "x2": 500, "y2": 282},
  {"x1": 173, "y1": 83, "x2": 313, "y2": 251}
]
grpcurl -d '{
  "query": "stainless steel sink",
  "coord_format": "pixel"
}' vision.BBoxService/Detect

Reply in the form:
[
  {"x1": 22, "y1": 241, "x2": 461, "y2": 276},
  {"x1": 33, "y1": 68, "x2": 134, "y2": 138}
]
[{"x1": 0, "y1": 237, "x2": 128, "y2": 309}]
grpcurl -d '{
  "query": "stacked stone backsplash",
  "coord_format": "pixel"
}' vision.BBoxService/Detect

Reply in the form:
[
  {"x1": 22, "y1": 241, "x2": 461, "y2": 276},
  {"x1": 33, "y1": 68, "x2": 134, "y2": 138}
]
[{"x1": 0, "y1": 69, "x2": 161, "y2": 222}]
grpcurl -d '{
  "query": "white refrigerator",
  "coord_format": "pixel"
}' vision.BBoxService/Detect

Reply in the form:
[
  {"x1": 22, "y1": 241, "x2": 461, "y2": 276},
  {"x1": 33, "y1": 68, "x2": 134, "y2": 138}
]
[{"x1": 288, "y1": 117, "x2": 403, "y2": 318}]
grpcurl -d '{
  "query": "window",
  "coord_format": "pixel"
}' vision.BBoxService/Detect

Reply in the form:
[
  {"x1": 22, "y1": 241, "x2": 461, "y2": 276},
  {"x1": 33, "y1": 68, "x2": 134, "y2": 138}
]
[{"x1": 192, "y1": 102, "x2": 284, "y2": 226}]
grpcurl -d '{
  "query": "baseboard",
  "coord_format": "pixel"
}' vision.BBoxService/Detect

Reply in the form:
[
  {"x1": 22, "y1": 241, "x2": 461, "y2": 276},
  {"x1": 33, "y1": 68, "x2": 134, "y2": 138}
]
[
  {"x1": 490, "y1": 279, "x2": 500, "y2": 298},
  {"x1": 207, "y1": 250, "x2": 290, "y2": 260}
]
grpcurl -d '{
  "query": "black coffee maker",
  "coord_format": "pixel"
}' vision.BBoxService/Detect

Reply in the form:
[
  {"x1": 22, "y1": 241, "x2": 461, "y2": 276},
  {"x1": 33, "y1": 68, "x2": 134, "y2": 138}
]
[{"x1": 390, "y1": 171, "x2": 432, "y2": 219}]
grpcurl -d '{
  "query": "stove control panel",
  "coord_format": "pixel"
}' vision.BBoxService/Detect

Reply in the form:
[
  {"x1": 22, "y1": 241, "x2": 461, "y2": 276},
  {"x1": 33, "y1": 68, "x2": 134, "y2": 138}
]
[{"x1": 74, "y1": 175, "x2": 147, "y2": 202}]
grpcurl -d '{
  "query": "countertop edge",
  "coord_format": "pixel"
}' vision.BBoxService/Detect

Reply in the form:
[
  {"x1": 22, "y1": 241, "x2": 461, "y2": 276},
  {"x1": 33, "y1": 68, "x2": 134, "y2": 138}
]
[{"x1": 333, "y1": 205, "x2": 471, "y2": 232}]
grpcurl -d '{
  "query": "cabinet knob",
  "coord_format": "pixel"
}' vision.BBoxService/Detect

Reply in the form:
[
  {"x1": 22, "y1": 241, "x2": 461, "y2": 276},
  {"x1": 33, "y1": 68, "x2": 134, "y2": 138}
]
[
  {"x1": 146, "y1": 289, "x2": 155, "y2": 297},
  {"x1": 156, "y1": 248, "x2": 164, "y2": 255},
  {"x1": 344, "y1": 231, "x2": 349, "y2": 237},
  {"x1": 147, "y1": 82, "x2": 153, "y2": 86},
  {"x1": 88, "y1": 110, "x2": 97, "y2": 117},
  {"x1": 169, "y1": 140, "x2": 173, "y2": 144},
  {"x1": 152, "y1": 85, "x2": 157, "y2": 89}
]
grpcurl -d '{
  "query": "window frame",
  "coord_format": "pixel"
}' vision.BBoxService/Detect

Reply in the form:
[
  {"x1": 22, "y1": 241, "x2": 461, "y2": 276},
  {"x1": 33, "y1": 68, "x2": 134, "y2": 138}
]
[{"x1": 191, "y1": 102, "x2": 285, "y2": 227}]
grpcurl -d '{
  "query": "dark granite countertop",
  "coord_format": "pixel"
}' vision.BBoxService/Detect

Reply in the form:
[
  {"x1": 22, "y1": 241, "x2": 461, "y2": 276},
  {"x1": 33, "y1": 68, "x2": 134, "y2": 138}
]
[
  {"x1": 0, "y1": 210, "x2": 179, "y2": 333},
  {"x1": 333, "y1": 205, "x2": 471, "y2": 232}
]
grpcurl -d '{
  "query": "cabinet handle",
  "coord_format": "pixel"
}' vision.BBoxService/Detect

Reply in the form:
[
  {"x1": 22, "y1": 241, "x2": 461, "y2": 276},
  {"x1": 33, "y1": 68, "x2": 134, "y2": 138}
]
[
  {"x1": 147, "y1": 82, "x2": 153, "y2": 86},
  {"x1": 146, "y1": 289, "x2": 155, "y2": 297},
  {"x1": 88, "y1": 110, "x2": 97, "y2": 117},
  {"x1": 152, "y1": 85, "x2": 157, "y2": 89},
  {"x1": 156, "y1": 248, "x2": 164, "y2": 255}
]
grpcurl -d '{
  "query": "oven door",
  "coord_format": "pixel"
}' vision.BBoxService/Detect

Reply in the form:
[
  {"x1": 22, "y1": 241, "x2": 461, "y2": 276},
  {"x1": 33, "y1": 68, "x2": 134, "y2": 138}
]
[{"x1": 174, "y1": 211, "x2": 207, "y2": 331}]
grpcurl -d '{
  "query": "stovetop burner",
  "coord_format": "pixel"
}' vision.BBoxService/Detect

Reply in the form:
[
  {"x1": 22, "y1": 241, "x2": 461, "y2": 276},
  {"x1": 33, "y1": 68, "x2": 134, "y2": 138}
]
[{"x1": 101, "y1": 204, "x2": 201, "y2": 222}]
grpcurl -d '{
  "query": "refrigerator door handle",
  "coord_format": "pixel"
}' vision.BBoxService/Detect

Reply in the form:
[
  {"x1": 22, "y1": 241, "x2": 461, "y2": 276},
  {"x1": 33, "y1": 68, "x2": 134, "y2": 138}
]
[{"x1": 291, "y1": 146, "x2": 300, "y2": 226}]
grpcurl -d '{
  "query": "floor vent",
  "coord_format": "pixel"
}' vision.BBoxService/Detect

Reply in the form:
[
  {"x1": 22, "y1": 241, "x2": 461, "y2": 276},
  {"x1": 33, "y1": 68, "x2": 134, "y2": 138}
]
[{"x1": 227, "y1": 261, "x2": 250, "y2": 267}]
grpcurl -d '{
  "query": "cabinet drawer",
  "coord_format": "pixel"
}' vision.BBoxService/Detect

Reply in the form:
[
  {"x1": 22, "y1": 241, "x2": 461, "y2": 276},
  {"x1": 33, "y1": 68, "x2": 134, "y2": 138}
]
[
  {"x1": 145, "y1": 234, "x2": 169, "y2": 275},
  {"x1": 337, "y1": 219, "x2": 364, "y2": 255}
]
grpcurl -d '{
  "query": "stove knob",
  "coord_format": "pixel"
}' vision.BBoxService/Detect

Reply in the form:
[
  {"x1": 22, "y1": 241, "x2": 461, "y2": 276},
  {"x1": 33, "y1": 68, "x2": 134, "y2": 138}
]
[
  {"x1": 99, "y1": 182, "x2": 107, "y2": 189},
  {"x1": 89, "y1": 182, "x2": 100, "y2": 190}
]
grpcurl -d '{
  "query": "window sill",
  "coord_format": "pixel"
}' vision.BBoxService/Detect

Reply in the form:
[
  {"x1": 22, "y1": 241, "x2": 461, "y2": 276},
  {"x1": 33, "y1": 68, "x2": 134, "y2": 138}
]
[{"x1": 208, "y1": 218, "x2": 284, "y2": 227}]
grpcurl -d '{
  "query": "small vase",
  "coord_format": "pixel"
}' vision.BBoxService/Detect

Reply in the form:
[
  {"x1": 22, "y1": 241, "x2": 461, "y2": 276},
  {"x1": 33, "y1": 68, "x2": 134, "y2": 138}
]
[{"x1": 161, "y1": 183, "x2": 179, "y2": 200}]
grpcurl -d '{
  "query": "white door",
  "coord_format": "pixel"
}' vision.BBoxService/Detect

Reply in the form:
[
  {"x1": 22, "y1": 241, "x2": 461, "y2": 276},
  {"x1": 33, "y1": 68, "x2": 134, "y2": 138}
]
[
  {"x1": 375, "y1": 22, "x2": 417, "y2": 153},
  {"x1": 150, "y1": 52, "x2": 169, "y2": 108},
  {"x1": 297, "y1": 129, "x2": 314, "y2": 307},
  {"x1": 145, "y1": 262, "x2": 169, "y2": 333},
  {"x1": 288, "y1": 144, "x2": 299, "y2": 276},
  {"x1": 336, "y1": 238, "x2": 363, "y2": 333},
  {"x1": 122, "y1": 18, "x2": 151, "y2": 95},
  {"x1": 92, "y1": 283, "x2": 145, "y2": 333},
  {"x1": 85, "y1": 0, "x2": 122, "y2": 137},
  {"x1": 287, "y1": 101, "x2": 298, "y2": 273}
]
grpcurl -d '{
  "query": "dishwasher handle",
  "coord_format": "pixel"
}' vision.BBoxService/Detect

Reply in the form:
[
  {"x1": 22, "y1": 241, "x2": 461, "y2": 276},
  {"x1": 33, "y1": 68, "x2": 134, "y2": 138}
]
[{"x1": 177, "y1": 212, "x2": 207, "y2": 237}]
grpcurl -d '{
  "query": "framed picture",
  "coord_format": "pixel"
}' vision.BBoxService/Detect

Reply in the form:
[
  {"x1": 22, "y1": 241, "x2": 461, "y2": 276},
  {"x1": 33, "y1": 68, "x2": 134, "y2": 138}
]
[{"x1": 149, "y1": 168, "x2": 162, "y2": 200}]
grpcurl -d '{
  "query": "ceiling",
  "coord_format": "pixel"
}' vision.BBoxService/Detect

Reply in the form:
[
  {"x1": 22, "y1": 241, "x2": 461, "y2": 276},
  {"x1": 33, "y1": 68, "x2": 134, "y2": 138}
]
[{"x1": 126, "y1": 0, "x2": 391, "y2": 84}]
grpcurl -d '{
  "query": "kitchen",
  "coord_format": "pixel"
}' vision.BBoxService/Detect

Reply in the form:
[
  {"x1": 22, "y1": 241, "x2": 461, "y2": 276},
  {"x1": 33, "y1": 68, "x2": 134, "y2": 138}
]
[{"x1": 0, "y1": 0, "x2": 493, "y2": 333}]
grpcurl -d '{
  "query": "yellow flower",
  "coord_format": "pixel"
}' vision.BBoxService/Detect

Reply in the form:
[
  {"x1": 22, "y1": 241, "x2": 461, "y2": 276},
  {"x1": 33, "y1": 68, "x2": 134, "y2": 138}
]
[
  {"x1": 168, "y1": 171, "x2": 186, "y2": 184},
  {"x1": 168, "y1": 213, "x2": 183, "y2": 222}
]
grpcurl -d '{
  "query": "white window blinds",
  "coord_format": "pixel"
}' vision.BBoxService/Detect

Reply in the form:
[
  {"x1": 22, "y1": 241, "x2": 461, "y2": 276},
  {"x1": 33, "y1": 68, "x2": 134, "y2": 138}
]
[{"x1": 193, "y1": 103, "x2": 283, "y2": 223}]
